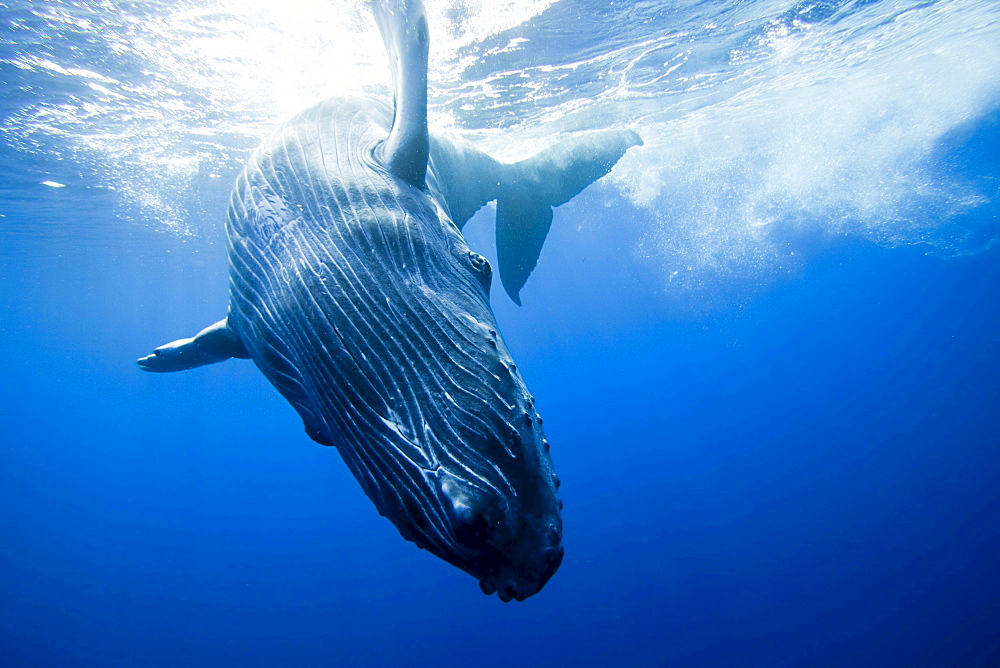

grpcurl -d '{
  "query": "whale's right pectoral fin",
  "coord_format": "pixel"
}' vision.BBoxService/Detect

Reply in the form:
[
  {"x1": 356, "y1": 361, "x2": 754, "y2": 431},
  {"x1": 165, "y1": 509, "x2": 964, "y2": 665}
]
[
  {"x1": 137, "y1": 317, "x2": 249, "y2": 373},
  {"x1": 496, "y1": 129, "x2": 643, "y2": 304},
  {"x1": 496, "y1": 188, "x2": 554, "y2": 307}
]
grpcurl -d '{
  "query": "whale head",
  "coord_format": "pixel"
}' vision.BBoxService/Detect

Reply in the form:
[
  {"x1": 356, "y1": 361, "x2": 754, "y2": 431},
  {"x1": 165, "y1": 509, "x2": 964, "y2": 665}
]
[
  {"x1": 437, "y1": 459, "x2": 563, "y2": 601},
  {"x1": 379, "y1": 390, "x2": 563, "y2": 601},
  {"x1": 292, "y1": 193, "x2": 565, "y2": 601},
  {"x1": 355, "y1": 233, "x2": 563, "y2": 602}
]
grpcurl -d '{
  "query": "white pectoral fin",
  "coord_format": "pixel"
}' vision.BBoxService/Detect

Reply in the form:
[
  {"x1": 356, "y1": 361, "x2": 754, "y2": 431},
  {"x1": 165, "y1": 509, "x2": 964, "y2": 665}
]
[
  {"x1": 137, "y1": 318, "x2": 249, "y2": 373},
  {"x1": 494, "y1": 129, "x2": 643, "y2": 304},
  {"x1": 496, "y1": 187, "x2": 554, "y2": 306}
]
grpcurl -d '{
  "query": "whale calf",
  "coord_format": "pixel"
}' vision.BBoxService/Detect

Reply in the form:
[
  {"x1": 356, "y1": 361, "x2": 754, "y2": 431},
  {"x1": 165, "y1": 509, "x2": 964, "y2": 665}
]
[{"x1": 138, "y1": 0, "x2": 640, "y2": 601}]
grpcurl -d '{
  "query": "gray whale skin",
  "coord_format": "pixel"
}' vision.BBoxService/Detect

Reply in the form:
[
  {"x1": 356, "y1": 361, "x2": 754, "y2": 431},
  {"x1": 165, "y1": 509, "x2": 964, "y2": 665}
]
[{"x1": 137, "y1": 0, "x2": 640, "y2": 602}]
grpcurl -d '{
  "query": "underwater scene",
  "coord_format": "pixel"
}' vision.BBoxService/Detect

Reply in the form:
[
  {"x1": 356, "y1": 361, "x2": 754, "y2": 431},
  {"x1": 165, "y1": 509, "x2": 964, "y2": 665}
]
[{"x1": 2, "y1": 0, "x2": 999, "y2": 665}]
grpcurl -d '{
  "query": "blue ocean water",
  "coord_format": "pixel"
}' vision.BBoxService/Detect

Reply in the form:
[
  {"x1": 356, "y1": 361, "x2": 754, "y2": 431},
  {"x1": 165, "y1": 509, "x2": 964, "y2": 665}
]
[{"x1": 2, "y1": 0, "x2": 999, "y2": 665}]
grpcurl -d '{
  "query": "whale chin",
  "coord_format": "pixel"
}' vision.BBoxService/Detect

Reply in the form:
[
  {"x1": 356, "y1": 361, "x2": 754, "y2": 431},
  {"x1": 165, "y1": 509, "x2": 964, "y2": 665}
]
[
  {"x1": 477, "y1": 547, "x2": 564, "y2": 602},
  {"x1": 449, "y1": 515, "x2": 564, "y2": 602}
]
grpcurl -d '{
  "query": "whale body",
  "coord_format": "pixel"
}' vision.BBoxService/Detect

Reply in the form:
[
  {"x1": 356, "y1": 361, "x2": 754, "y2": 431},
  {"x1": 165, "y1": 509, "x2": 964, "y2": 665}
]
[{"x1": 138, "y1": 0, "x2": 640, "y2": 601}]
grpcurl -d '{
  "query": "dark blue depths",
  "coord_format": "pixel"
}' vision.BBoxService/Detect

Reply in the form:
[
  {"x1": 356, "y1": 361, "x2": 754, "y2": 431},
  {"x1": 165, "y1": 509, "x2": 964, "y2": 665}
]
[{"x1": 2, "y1": 160, "x2": 1000, "y2": 666}]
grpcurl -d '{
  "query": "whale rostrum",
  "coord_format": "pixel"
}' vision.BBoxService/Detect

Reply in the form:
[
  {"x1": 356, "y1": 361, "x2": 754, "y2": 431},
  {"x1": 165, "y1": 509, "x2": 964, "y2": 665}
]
[{"x1": 137, "y1": 0, "x2": 641, "y2": 601}]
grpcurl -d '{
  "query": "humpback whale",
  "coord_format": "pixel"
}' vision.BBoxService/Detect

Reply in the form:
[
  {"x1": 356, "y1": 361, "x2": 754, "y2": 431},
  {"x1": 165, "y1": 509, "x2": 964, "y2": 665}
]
[{"x1": 138, "y1": 0, "x2": 640, "y2": 601}]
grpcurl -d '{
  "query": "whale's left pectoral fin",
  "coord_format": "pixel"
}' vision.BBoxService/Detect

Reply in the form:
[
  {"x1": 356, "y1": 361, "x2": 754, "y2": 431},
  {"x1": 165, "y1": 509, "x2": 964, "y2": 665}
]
[
  {"x1": 373, "y1": 0, "x2": 430, "y2": 189},
  {"x1": 137, "y1": 317, "x2": 249, "y2": 373}
]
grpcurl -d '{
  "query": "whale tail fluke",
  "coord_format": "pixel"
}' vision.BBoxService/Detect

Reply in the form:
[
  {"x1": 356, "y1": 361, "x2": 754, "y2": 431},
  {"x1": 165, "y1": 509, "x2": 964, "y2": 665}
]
[
  {"x1": 137, "y1": 317, "x2": 249, "y2": 373},
  {"x1": 496, "y1": 129, "x2": 643, "y2": 304}
]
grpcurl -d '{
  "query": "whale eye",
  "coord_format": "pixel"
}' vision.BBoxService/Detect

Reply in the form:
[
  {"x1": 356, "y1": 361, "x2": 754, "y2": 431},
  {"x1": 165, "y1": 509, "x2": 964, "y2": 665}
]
[
  {"x1": 467, "y1": 251, "x2": 492, "y2": 292},
  {"x1": 468, "y1": 251, "x2": 491, "y2": 276}
]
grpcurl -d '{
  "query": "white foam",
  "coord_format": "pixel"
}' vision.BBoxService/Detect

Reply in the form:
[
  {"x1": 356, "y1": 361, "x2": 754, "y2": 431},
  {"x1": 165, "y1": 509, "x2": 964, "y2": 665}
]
[{"x1": 611, "y1": 0, "x2": 1000, "y2": 291}]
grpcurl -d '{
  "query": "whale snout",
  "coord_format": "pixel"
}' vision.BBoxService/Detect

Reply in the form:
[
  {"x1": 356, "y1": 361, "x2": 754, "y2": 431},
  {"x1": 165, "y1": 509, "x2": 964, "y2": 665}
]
[
  {"x1": 478, "y1": 537, "x2": 564, "y2": 602},
  {"x1": 439, "y1": 473, "x2": 562, "y2": 600},
  {"x1": 470, "y1": 518, "x2": 564, "y2": 603}
]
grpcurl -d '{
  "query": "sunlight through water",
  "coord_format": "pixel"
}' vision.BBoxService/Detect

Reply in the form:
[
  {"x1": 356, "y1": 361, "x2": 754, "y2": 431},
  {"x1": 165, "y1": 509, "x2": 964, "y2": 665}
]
[{"x1": 2, "y1": 0, "x2": 998, "y2": 290}]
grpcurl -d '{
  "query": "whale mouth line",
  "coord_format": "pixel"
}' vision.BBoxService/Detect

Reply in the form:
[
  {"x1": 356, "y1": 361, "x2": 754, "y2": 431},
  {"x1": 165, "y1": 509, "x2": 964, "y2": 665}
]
[{"x1": 479, "y1": 578, "x2": 535, "y2": 603}]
